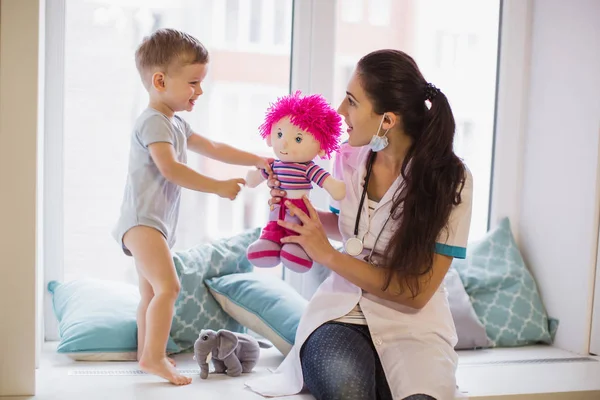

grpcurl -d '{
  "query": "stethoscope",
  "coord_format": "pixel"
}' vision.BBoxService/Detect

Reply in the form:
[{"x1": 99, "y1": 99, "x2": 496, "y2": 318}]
[{"x1": 344, "y1": 151, "x2": 393, "y2": 265}]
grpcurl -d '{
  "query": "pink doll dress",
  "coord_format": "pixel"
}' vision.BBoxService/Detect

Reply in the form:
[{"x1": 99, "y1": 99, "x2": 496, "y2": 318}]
[{"x1": 246, "y1": 161, "x2": 331, "y2": 273}]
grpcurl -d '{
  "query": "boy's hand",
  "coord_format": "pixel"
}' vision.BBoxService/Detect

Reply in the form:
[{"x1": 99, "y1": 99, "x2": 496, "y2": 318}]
[
  {"x1": 255, "y1": 157, "x2": 275, "y2": 174},
  {"x1": 216, "y1": 178, "x2": 246, "y2": 200}
]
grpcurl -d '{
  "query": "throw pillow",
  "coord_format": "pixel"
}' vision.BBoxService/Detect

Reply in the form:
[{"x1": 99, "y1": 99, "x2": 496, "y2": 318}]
[
  {"x1": 452, "y1": 217, "x2": 557, "y2": 347},
  {"x1": 170, "y1": 227, "x2": 261, "y2": 351},
  {"x1": 444, "y1": 267, "x2": 491, "y2": 349},
  {"x1": 205, "y1": 272, "x2": 308, "y2": 355},
  {"x1": 48, "y1": 279, "x2": 179, "y2": 360}
]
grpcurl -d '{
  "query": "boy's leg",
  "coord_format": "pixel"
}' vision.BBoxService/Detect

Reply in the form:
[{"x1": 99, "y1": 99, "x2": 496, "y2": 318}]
[
  {"x1": 135, "y1": 270, "x2": 176, "y2": 367},
  {"x1": 123, "y1": 225, "x2": 191, "y2": 385},
  {"x1": 135, "y1": 272, "x2": 153, "y2": 361}
]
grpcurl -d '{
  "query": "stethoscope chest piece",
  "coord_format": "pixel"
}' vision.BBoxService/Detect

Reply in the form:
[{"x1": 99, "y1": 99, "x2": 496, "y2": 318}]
[{"x1": 344, "y1": 237, "x2": 364, "y2": 257}]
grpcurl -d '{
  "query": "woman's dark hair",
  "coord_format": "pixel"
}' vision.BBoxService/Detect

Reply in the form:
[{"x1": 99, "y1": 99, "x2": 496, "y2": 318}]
[{"x1": 356, "y1": 49, "x2": 466, "y2": 298}]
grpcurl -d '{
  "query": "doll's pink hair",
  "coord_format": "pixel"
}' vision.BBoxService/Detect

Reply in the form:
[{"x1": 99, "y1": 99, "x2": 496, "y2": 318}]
[{"x1": 258, "y1": 91, "x2": 342, "y2": 158}]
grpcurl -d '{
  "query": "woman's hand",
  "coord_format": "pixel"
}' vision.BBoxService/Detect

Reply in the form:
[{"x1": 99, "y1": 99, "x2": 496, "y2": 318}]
[
  {"x1": 266, "y1": 170, "x2": 287, "y2": 211},
  {"x1": 277, "y1": 196, "x2": 338, "y2": 266}
]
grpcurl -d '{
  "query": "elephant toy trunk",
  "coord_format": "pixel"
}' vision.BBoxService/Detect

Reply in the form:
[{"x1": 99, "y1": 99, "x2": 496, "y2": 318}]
[{"x1": 194, "y1": 350, "x2": 211, "y2": 380}]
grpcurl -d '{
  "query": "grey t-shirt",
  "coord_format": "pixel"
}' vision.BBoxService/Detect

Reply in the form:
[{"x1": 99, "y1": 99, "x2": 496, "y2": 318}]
[{"x1": 112, "y1": 108, "x2": 193, "y2": 251}]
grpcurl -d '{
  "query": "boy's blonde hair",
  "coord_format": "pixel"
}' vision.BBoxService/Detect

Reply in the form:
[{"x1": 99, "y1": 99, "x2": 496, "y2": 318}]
[{"x1": 135, "y1": 28, "x2": 209, "y2": 87}]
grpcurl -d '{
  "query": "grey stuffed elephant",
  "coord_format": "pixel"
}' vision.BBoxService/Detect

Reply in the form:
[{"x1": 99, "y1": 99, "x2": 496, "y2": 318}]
[{"x1": 194, "y1": 329, "x2": 272, "y2": 379}]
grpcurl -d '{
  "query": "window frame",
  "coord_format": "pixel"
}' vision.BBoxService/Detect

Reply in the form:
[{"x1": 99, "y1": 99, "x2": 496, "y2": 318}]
[{"x1": 43, "y1": 0, "x2": 66, "y2": 342}]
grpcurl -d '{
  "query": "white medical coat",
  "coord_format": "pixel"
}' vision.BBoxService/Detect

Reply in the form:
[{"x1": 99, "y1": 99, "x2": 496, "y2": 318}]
[{"x1": 246, "y1": 143, "x2": 473, "y2": 399}]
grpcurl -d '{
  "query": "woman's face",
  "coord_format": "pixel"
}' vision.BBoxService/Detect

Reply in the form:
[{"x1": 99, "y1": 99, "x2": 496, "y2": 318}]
[{"x1": 337, "y1": 70, "x2": 385, "y2": 148}]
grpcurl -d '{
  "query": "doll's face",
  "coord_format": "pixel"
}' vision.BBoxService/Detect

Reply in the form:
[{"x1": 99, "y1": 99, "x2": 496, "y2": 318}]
[{"x1": 267, "y1": 116, "x2": 325, "y2": 163}]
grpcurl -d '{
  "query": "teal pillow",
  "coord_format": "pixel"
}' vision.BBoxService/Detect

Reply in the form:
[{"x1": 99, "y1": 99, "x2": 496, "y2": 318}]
[
  {"x1": 48, "y1": 279, "x2": 179, "y2": 360},
  {"x1": 205, "y1": 272, "x2": 307, "y2": 355},
  {"x1": 452, "y1": 217, "x2": 557, "y2": 347},
  {"x1": 170, "y1": 227, "x2": 261, "y2": 351}
]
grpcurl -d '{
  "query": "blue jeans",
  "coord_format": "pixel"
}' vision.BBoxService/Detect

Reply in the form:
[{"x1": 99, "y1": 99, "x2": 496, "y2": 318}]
[{"x1": 300, "y1": 322, "x2": 436, "y2": 400}]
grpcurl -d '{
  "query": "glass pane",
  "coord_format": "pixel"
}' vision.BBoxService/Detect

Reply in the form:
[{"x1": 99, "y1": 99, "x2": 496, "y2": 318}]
[
  {"x1": 340, "y1": 0, "x2": 363, "y2": 23},
  {"x1": 63, "y1": 0, "x2": 293, "y2": 284},
  {"x1": 333, "y1": 0, "x2": 500, "y2": 240},
  {"x1": 225, "y1": 0, "x2": 239, "y2": 43}
]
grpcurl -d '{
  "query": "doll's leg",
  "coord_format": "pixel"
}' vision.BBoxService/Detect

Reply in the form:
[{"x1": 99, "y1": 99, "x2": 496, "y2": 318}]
[
  {"x1": 281, "y1": 243, "x2": 313, "y2": 273},
  {"x1": 247, "y1": 205, "x2": 284, "y2": 268},
  {"x1": 247, "y1": 237, "x2": 281, "y2": 268},
  {"x1": 280, "y1": 200, "x2": 313, "y2": 273}
]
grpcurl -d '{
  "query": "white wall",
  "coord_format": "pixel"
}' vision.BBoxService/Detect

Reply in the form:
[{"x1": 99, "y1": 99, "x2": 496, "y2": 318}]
[
  {"x1": 0, "y1": 0, "x2": 41, "y2": 395},
  {"x1": 518, "y1": 0, "x2": 600, "y2": 354},
  {"x1": 591, "y1": 228, "x2": 600, "y2": 355}
]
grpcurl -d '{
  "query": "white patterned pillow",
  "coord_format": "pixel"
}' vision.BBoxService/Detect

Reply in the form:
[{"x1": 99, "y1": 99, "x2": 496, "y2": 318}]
[
  {"x1": 452, "y1": 217, "x2": 557, "y2": 347},
  {"x1": 170, "y1": 228, "x2": 260, "y2": 351}
]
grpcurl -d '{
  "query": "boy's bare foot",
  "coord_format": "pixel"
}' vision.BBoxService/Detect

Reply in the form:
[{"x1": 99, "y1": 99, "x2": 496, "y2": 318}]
[
  {"x1": 138, "y1": 354, "x2": 176, "y2": 367},
  {"x1": 139, "y1": 356, "x2": 191, "y2": 385}
]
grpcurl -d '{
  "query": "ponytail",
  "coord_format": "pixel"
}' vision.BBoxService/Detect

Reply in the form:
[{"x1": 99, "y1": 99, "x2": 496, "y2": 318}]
[{"x1": 357, "y1": 50, "x2": 466, "y2": 297}]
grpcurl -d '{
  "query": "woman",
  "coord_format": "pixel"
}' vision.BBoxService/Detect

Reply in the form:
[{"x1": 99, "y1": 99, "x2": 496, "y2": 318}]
[{"x1": 245, "y1": 49, "x2": 473, "y2": 400}]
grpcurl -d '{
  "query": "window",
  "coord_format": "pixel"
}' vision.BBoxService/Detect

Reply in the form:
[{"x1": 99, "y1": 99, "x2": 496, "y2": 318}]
[
  {"x1": 368, "y1": 0, "x2": 392, "y2": 26},
  {"x1": 273, "y1": 0, "x2": 288, "y2": 46},
  {"x1": 213, "y1": 0, "x2": 292, "y2": 53},
  {"x1": 340, "y1": 0, "x2": 363, "y2": 23},
  {"x1": 454, "y1": 120, "x2": 474, "y2": 158},
  {"x1": 58, "y1": 0, "x2": 293, "y2": 285},
  {"x1": 250, "y1": 0, "x2": 262, "y2": 44},
  {"x1": 45, "y1": 0, "x2": 503, "y2": 331},
  {"x1": 434, "y1": 31, "x2": 479, "y2": 70},
  {"x1": 225, "y1": 0, "x2": 240, "y2": 43},
  {"x1": 333, "y1": 0, "x2": 500, "y2": 240}
]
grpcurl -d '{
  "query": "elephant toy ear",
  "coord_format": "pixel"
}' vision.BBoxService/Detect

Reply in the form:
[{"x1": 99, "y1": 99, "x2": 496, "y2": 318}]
[{"x1": 217, "y1": 330, "x2": 238, "y2": 359}]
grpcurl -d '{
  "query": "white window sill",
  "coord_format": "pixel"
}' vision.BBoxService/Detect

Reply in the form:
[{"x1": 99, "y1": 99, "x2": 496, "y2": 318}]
[
  {"x1": 36, "y1": 342, "x2": 600, "y2": 399},
  {"x1": 456, "y1": 345, "x2": 600, "y2": 398}
]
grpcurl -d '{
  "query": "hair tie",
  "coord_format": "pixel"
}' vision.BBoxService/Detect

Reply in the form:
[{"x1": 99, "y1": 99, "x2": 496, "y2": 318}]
[{"x1": 424, "y1": 83, "x2": 440, "y2": 101}]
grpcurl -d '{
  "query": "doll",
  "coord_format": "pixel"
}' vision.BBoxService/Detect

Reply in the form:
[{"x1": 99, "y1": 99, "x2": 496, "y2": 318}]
[{"x1": 245, "y1": 91, "x2": 345, "y2": 273}]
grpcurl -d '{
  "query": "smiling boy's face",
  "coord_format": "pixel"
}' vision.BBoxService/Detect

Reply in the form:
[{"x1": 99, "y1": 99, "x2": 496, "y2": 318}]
[
  {"x1": 160, "y1": 62, "x2": 208, "y2": 113},
  {"x1": 267, "y1": 116, "x2": 324, "y2": 163}
]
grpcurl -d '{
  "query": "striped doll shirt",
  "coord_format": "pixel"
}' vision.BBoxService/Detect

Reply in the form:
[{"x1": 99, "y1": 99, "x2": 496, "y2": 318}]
[{"x1": 261, "y1": 160, "x2": 331, "y2": 190}]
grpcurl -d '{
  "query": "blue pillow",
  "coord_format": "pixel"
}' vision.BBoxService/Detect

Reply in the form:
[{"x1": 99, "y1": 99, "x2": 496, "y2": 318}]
[
  {"x1": 452, "y1": 217, "x2": 557, "y2": 347},
  {"x1": 170, "y1": 227, "x2": 261, "y2": 351},
  {"x1": 205, "y1": 272, "x2": 308, "y2": 355},
  {"x1": 48, "y1": 279, "x2": 179, "y2": 360}
]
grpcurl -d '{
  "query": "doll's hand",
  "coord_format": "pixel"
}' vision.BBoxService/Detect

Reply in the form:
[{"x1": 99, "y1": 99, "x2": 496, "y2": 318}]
[
  {"x1": 325, "y1": 178, "x2": 346, "y2": 201},
  {"x1": 215, "y1": 178, "x2": 246, "y2": 200}
]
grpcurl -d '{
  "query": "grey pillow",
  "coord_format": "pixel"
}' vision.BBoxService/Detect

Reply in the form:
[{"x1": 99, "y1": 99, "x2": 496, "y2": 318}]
[{"x1": 445, "y1": 267, "x2": 491, "y2": 350}]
